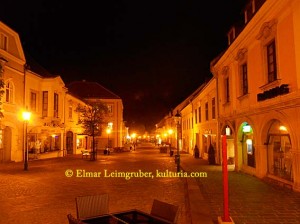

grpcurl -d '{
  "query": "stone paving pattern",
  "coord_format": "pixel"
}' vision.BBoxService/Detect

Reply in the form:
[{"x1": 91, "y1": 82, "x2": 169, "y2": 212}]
[
  {"x1": 1, "y1": 144, "x2": 300, "y2": 224},
  {"x1": 180, "y1": 153, "x2": 300, "y2": 224},
  {"x1": 0, "y1": 145, "x2": 190, "y2": 224}
]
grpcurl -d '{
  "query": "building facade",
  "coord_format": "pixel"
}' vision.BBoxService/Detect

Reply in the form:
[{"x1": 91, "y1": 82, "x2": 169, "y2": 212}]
[
  {"x1": 67, "y1": 80, "x2": 125, "y2": 152},
  {"x1": 157, "y1": 0, "x2": 300, "y2": 192},
  {"x1": 211, "y1": 0, "x2": 300, "y2": 191},
  {"x1": 0, "y1": 21, "x2": 125, "y2": 162}
]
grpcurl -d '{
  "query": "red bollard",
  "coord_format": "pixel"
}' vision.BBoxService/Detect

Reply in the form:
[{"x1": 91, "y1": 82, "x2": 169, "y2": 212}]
[{"x1": 222, "y1": 135, "x2": 230, "y2": 222}]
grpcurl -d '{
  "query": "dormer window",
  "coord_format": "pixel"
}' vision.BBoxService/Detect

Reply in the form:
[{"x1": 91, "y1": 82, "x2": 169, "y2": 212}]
[
  {"x1": 0, "y1": 33, "x2": 8, "y2": 51},
  {"x1": 244, "y1": 0, "x2": 255, "y2": 24},
  {"x1": 227, "y1": 27, "x2": 236, "y2": 46},
  {"x1": 244, "y1": 0, "x2": 266, "y2": 24}
]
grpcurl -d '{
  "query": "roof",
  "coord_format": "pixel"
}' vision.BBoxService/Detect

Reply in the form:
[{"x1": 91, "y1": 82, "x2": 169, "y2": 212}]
[{"x1": 67, "y1": 80, "x2": 121, "y2": 100}]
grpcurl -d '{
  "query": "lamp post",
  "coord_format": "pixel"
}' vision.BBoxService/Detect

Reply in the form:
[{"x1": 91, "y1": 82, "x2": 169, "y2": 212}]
[
  {"x1": 174, "y1": 111, "x2": 181, "y2": 172},
  {"x1": 22, "y1": 110, "x2": 31, "y2": 171},
  {"x1": 131, "y1": 133, "x2": 137, "y2": 150},
  {"x1": 105, "y1": 128, "x2": 111, "y2": 155},
  {"x1": 106, "y1": 128, "x2": 111, "y2": 148}
]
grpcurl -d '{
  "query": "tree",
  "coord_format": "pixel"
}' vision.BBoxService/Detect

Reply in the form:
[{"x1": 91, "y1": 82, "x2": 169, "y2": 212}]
[{"x1": 76, "y1": 102, "x2": 108, "y2": 161}]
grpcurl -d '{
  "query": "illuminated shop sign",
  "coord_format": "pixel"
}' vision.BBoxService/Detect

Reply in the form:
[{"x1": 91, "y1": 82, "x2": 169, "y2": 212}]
[{"x1": 257, "y1": 84, "x2": 289, "y2": 101}]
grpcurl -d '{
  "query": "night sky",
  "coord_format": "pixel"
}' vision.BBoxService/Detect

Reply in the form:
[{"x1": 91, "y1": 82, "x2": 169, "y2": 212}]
[{"x1": 0, "y1": 0, "x2": 246, "y2": 132}]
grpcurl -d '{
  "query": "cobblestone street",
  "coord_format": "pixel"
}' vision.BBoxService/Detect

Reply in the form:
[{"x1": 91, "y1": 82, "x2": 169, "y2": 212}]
[
  {"x1": 0, "y1": 147, "x2": 190, "y2": 224},
  {"x1": 180, "y1": 154, "x2": 300, "y2": 224}
]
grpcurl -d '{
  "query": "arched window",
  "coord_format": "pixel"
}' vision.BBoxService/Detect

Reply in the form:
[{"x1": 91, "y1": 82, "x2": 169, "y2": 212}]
[
  {"x1": 267, "y1": 120, "x2": 292, "y2": 181},
  {"x1": 5, "y1": 80, "x2": 14, "y2": 103}
]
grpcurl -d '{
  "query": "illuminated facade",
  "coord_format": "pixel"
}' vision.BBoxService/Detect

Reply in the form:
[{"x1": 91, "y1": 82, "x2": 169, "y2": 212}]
[
  {"x1": 211, "y1": 0, "x2": 300, "y2": 191},
  {"x1": 181, "y1": 79, "x2": 218, "y2": 161},
  {"x1": 159, "y1": 0, "x2": 300, "y2": 191},
  {"x1": 0, "y1": 21, "x2": 125, "y2": 162}
]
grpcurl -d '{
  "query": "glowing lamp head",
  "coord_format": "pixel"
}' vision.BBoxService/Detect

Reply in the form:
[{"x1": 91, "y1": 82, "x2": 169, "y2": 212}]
[{"x1": 22, "y1": 111, "x2": 31, "y2": 121}]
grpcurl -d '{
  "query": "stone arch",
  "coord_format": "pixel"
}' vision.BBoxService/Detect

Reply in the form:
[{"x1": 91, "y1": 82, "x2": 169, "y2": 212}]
[{"x1": 261, "y1": 115, "x2": 293, "y2": 182}]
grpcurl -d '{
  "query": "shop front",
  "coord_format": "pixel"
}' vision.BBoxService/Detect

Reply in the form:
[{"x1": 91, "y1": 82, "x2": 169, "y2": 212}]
[
  {"x1": 265, "y1": 120, "x2": 293, "y2": 182},
  {"x1": 27, "y1": 128, "x2": 63, "y2": 159}
]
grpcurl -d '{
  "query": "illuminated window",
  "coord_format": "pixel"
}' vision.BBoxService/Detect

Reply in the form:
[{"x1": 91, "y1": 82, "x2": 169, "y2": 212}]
[
  {"x1": 42, "y1": 91, "x2": 48, "y2": 117},
  {"x1": 77, "y1": 138, "x2": 84, "y2": 148},
  {"x1": 107, "y1": 105, "x2": 113, "y2": 113},
  {"x1": 5, "y1": 81, "x2": 13, "y2": 103},
  {"x1": 267, "y1": 120, "x2": 292, "y2": 181},
  {"x1": 194, "y1": 109, "x2": 197, "y2": 124},
  {"x1": 108, "y1": 122, "x2": 113, "y2": 129}
]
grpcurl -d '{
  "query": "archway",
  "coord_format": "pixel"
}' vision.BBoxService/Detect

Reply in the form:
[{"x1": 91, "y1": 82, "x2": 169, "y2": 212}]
[
  {"x1": 266, "y1": 120, "x2": 292, "y2": 181},
  {"x1": 238, "y1": 122, "x2": 255, "y2": 168}
]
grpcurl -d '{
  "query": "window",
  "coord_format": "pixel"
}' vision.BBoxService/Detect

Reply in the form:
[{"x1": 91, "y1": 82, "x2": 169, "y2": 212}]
[
  {"x1": 267, "y1": 121, "x2": 292, "y2": 181},
  {"x1": 205, "y1": 102, "x2": 208, "y2": 121},
  {"x1": 267, "y1": 40, "x2": 277, "y2": 83},
  {"x1": 241, "y1": 63, "x2": 248, "y2": 95},
  {"x1": 225, "y1": 77, "x2": 230, "y2": 103},
  {"x1": 54, "y1": 93, "x2": 59, "y2": 118},
  {"x1": 5, "y1": 81, "x2": 13, "y2": 103},
  {"x1": 212, "y1": 98, "x2": 216, "y2": 119},
  {"x1": 42, "y1": 91, "x2": 48, "y2": 117},
  {"x1": 198, "y1": 107, "x2": 201, "y2": 123},
  {"x1": 107, "y1": 104, "x2": 113, "y2": 113},
  {"x1": 0, "y1": 33, "x2": 8, "y2": 51},
  {"x1": 68, "y1": 106, "x2": 73, "y2": 119},
  {"x1": 194, "y1": 109, "x2": 197, "y2": 124},
  {"x1": 108, "y1": 122, "x2": 113, "y2": 130},
  {"x1": 30, "y1": 92, "x2": 37, "y2": 112}
]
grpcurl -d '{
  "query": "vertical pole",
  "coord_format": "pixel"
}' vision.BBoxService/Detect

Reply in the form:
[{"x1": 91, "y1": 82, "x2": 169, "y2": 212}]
[
  {"x1": 176, "y1": 122, "x2": 180, "y2": 172},
  {"x1": 107, "y1": 134, "x2": 109, "y2": 148},
  {"x1": 24, "y1": 121, "x2": 28, "y2": 171},
  {"x1": 222, "y1": 135, "x2": 230, "y2": 221}
]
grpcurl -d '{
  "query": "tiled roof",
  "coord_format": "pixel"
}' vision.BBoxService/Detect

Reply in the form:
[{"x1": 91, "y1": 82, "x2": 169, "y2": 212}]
[{"x1": 67, "y1": 80, "x2": 121, "y2": 99}]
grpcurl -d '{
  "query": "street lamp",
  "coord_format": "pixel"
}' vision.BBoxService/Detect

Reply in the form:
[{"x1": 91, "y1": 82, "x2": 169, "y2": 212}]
[
  {"x1": 174, "y1": 111, "x2": 181, "y2": 172},
  {"x1": 106, "y1": 128, "x2": 111, "y2": 148},
  {"x1": 22, "y1": 110, "x2": 31, "y2": 171},
  {"x1": 105, "y1": 128, "x2": 111, "y2": 155}
]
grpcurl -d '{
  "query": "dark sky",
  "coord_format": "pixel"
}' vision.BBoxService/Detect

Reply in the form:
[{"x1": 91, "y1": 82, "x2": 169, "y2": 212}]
[{"x1": 0, "y1": 0, "x2": 246, "y2": 132}]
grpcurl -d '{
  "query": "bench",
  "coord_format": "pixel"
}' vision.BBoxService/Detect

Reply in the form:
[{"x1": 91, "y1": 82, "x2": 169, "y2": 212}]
[{"x1": 81, "y1": 150, "x2": 91, "y2": 159}]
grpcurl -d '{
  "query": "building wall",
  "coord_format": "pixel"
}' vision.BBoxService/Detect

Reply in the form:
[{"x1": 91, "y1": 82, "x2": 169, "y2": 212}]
[
  {"x1": 211, "y1": 0, "x2": 300, "y2": 191},
  {"x1": 191, "y1": 79, "x2": 217, "y2": 161},
  {"x1": 181, "y1": 104, "x2": 193, "y2": 153},
  {"x1": 0, "y1": 21, "x2": 26, "y2": 162},
  {"x1": 0, "y1": 21, "x2": 125, "y2": 162}
]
